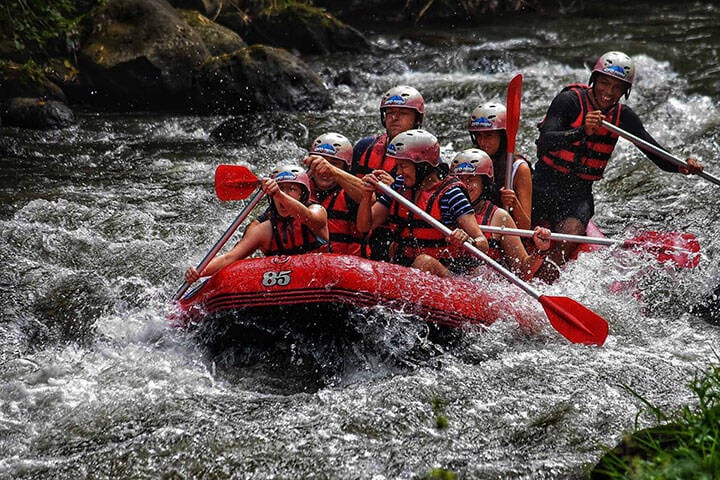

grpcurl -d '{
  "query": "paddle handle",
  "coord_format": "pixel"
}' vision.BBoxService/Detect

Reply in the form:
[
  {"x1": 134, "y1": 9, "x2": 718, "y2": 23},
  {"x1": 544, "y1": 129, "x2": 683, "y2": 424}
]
[
  {"x1": 505, "y1": 74, "x2": 522, "y2": 192},
  {"x1": 479, "y1": 225, "x2": 620, "y2": 247},
  {"x1": 375, "y1": 182, "x2": 542, "y2": 300},
  {"x1": 601, "y1": 120, "x2": 720, "y2": 186},
  {"x1": 172, "y1": 188, "x2": 265, "y2": 301},
  {"x1": 505, "y1": 153, "x2": 514, "y2": 192}
]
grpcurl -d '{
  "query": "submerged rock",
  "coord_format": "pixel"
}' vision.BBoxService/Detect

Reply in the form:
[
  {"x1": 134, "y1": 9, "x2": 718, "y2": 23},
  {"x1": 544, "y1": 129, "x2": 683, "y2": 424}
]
[
  {"x1": 194, "y1": 45, "x2": 331, "y2": 114},
  {"x1": 210, "y1": 111, "x2": 310, "y2": 145},
  {"x1": 691, "y1": 283, "x2": 720, "y2": 325},
  {"x1": 30, "y1": 274, "x2": 111, "y2": 347}
]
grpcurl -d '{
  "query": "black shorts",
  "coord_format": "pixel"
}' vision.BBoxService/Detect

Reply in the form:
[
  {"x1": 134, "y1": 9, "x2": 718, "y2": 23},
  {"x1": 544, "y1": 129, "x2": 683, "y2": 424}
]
[{"x1": 531, "y1": 161, "x2": 594, "y2": 228}]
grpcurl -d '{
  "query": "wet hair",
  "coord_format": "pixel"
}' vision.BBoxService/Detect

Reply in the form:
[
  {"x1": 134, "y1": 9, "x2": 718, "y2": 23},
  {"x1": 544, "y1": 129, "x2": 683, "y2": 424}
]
[
  {"x1": 414, "y1": 162, "x2": 438, "y2": 186},
  {"x1": 436, "y1": 162, "x2": 450, "y2": 179},
  {"x1": 480, "y1": 175, "x2": 495, "y2": 200},
  {"x1": 471, "y1": 132, "x2": 509, "y2": 189}
]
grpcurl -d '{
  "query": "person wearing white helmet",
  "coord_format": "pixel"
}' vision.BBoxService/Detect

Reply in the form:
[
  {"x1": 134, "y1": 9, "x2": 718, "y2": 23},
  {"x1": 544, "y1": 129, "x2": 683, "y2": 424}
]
[
  {"x1": 303, "y1": 132, "x2": 368, "y2": 256},
  {"x1": 358, "y1": 129, "x2": 489, "y2": 278},
  {"x1": 184, "y1": 164, "x2": 329, "y2": 283},
  {"x1": 468, "y1": 101, "x2": 533, "y2": 230},
  {"x1": 533, "y1": 50, "x2": 704, "y2": 265},
  {"x1": 351, "y1": 85, "x2": 425, "y2": 177},
  {"x1": 450, "y1": 149, "x2": 551, "y2": 280},
  {"x1": 352, "y1": 85, "x2": 426, "y2": 261}
]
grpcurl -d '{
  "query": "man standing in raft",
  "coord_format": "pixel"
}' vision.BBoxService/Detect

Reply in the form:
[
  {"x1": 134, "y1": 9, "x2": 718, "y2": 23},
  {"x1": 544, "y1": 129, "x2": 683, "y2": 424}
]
[
  {"x1": 532, "y1": 50, "x2": 704, "y2": 267},
  {"x1": 184, "y1": 165, "x2": 329, "y2": 283},
  {"x1": 352, "y1": 85, "x2": 425, "y2": 260},
  {"x1": 358, "y1": 129, "x2": 489, "y2": 278}
]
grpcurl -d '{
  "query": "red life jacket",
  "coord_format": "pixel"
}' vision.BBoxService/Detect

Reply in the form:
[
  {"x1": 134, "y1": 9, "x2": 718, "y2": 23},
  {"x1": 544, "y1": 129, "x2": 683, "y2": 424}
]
[
  {"x1": 317, "y1": 186, "x2": 363, "y2": 256},
  {"x1": 354, "y1": 133, "x2": 396, "y2": 177},
  {"x1": 473, "y1": 200, "x2": 502, "y2": 261},
  {"x1": 389, "y1": 177, "x2": 466, "y2": 261},
  {"x1": 265, "y1": 208, "x2": 329, "y2": 256},
  {"x1": 539, "y1": 84, "x2": 622, "y2": 181}
]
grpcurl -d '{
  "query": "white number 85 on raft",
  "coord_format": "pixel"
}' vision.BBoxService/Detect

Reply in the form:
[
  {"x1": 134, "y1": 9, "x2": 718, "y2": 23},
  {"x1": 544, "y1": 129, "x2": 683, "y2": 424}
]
[{"x1": 262, "y1": 270, "x2": 293, "y2": 287}]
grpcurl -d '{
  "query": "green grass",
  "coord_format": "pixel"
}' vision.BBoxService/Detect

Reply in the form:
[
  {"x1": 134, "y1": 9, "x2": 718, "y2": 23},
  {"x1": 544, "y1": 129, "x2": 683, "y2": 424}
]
[{"x1": 592, "y1": 361, "x2": 720, "y2": 479}]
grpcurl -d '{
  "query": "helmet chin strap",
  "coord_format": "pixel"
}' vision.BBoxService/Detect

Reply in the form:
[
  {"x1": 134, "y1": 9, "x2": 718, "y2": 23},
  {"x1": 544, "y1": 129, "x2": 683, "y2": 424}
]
[
  {"x1": 470, "y1": 195, "x2": 484, "y2": 208},
  {"x1": 588, "y1": 87, "x2": 619, "y2": 113}
]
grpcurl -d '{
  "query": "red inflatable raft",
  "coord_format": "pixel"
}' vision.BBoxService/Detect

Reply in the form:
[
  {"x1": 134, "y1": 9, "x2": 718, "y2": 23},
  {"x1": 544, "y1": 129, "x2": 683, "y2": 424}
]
[
  {"x1": 172, "y1": 253, "x2": 536, "y2": 330},
  {"x1": 170, "y1": 222, "x2": 610, "y2": 332}
]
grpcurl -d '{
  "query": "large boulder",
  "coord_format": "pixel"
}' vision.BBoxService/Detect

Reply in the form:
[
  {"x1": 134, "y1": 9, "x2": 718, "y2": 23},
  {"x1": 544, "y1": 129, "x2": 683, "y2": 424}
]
[
  {"x1": 78, "y1": 0, "x2": 211, "y2": 111},
  {"x1": 313, "y1": 0, "x2": 535, "y2": 24},
  {"x1": 2, "y1": 97, "x2": 75, "y2": 129},
  {"x1": 177, "y1": 9, "x2": 246, "y2": 56},
  {"x1": 194, "y1": 45, "x2": 331, "y2": 114},
  {"x1": 167, "y1": 0, "x2": 221, "y2": 18},
  {"x1": 0, "y1": 61, "x2": 67, "y2": 103},
  {"x1": 240, "y1": 4, "x2": 371, "y2": 54}
]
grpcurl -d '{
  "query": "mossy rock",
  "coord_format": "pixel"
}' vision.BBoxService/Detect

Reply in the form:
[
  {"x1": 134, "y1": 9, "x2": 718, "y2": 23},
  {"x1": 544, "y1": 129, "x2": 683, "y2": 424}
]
[
  {"x1": 177, "y1": 8, "x2": 246, "y2": 56},
  {"x1": 194, "y1": 44, "x2": 330, "y2": 114},
  {"x1": 0, "y1": 60, "x2": 67, "y2": 103},
  {"x1": 242, "y1": 3, "x2": 370, "y2": 54}
]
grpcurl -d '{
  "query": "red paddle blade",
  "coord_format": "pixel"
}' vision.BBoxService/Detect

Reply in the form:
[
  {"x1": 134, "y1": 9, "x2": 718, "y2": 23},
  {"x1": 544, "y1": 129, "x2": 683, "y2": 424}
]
[
  {"x1": 627, "y1": 231, "x2": 701, "y2": 268},
  {"x1": 539, "y1": 295, "x2": 609, "y2": 346},
  {"x1": 505, "y1": 74, "x2": 522, "y2": 153},
  {"x1": 215, "y1": 164, "x2": 260, "y2": 201}
]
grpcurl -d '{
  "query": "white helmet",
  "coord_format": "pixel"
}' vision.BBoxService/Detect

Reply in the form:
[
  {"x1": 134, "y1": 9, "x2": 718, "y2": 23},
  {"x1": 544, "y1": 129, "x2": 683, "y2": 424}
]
[
  {"x1": 309, "y1": 132, "x2": 353, "y2": 166},
  {"x1": 590, "y1": 51, "x2": 635, "y2": 98},
  {"x1": 380, "y1": 85, "x2": 425, "y2": 127},
  {"x1": 450, "y1": 148, "x2": 494, "y2": 180},
  {"x1": 386, "y1": 129, "x2": 440, "y2": 167},
  {"x1": 468, "y1": 102, "x2": 507, "y2": 132},
  {"x1": 270, "y1": 164, "x2": 312, "y2": 202}
]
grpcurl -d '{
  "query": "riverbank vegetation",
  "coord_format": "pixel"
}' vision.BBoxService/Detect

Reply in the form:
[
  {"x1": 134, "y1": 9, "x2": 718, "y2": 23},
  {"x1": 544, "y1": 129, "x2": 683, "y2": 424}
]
[
  {"x1": 0, "y1": 0, "x2": 104, "y2": 57},
  {"x1": 592, "y1": 360, "x2": 720, "y2": 479}
]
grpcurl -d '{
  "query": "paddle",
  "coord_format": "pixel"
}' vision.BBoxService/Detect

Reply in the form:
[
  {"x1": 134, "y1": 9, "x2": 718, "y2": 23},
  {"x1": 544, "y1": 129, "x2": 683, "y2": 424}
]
[
  {"x1": 505, "y1": 74, "x2": 522, "y2": 192},
  {"x1": 478, "y1": 225, "x2": 700, "y2": 268},
  {"x1": 215, "y1": 163, "x2": 261, "y2": 200},
  {"x1": 172, "y1": 165, "x2": 264, "y2": 301},
  {"x1": 601, "y1": 120, "x2": 720, "y2": 187},
  {"x1": 374, "y1": 181, "x2": 609, "y2": 346}
]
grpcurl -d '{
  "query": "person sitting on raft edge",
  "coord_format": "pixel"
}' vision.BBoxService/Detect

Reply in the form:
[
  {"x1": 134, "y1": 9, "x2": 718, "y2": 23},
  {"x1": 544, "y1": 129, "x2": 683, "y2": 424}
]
[{"x1": 184, "y1": 164, "x2": 329, "y2": 283}]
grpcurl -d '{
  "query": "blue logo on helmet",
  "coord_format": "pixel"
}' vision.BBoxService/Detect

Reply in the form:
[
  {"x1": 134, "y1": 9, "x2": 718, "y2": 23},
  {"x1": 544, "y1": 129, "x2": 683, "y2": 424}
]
[
  {"x1": 604, "y1": 65, "x2": 627, "y2": 78},
  {"x1": 470, "y1": 117, "x2": 493, "y2": 128},
  {"x1": 384, "y1": 95, "x2": 407, "y2": 106},
  {"x1": 453, "y1": 162, "x2": 476, "y2": 174},
  {"x1": 313, "y1": 143, "x2": 337, "y2": 155},
  {"x1": 387, "y1": 143, "x2": 398, "y2": 155},
  {"x1": 275, "y1": 171, "x2": 297, "y2": 181}
]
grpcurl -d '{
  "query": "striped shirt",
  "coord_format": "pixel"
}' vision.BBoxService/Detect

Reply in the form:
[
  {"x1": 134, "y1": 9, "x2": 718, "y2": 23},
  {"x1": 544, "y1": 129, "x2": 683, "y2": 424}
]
[{"x1": 377, "y1": 177, "x2": 474, "y2": 227}]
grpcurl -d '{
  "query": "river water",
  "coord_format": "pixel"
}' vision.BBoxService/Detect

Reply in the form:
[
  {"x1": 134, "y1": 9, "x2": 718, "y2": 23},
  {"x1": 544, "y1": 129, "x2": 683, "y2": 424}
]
[{"x1": 1, "y1": 2, "x2": 719, "y2": 479}]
